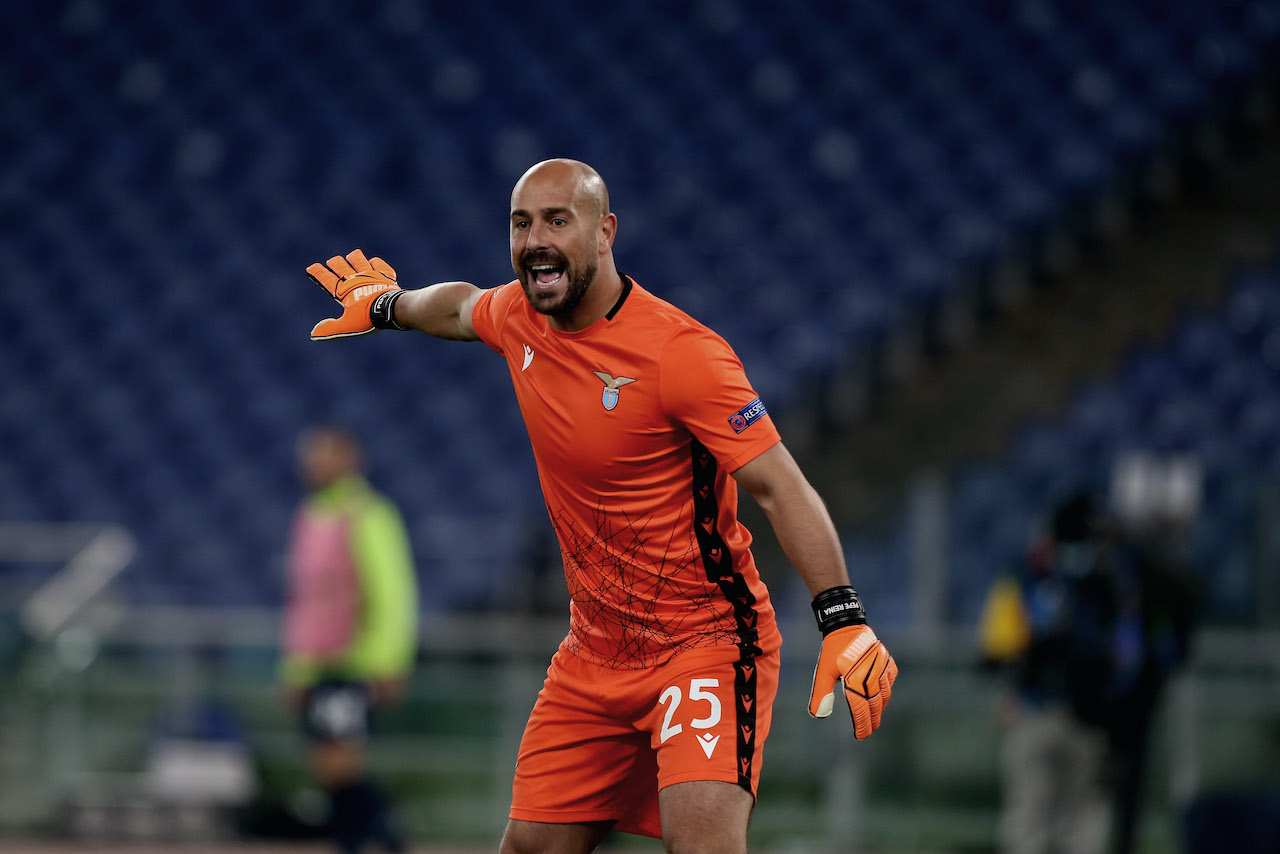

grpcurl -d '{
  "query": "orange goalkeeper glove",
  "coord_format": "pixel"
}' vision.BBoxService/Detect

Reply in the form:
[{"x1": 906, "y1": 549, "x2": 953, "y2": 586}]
[
  {"x1": 306, "y1": 248, "x2": 404, "y2": 340},
  {"x1": 807, "y1": 586, "x2": 898, "y2": 740}
]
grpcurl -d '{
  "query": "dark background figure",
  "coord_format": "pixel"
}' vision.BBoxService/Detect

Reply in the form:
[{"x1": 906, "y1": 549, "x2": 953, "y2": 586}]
[
  {"x1": 981, "y1": 492, "x2": 1115, "y2": 854},
  {"x1": 282, "y1": 427, "x2": 419, "y2": 853},
  {"x1": 1103, "y1": 515, "x2": 1197, "y2": 854},
  {"x1": 982, "y1": 490, "x2": 1199, "y2": 854}
]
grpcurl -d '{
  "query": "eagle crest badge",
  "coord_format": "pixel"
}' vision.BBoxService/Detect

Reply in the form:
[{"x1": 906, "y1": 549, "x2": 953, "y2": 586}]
[{"x1": 593, "y1": 371, "x2": 637, "y2": 411}]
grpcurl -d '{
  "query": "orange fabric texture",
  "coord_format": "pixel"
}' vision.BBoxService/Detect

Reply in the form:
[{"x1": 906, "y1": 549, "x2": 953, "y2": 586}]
[
  {"x1": 471, "y1": 277, "x2": 783, "y2": 670},
  {"x1": 306, "y1": 248, "x2": 400, "y2": 340},
  {"x1": 511, "y1": 641, "x2": 780, "y2": 838}
]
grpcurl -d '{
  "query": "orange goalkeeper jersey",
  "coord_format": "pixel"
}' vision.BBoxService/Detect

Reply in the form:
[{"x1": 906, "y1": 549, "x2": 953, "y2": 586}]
[{"x1": 472, "y1": 276, "x2": 782, "y2": 669}]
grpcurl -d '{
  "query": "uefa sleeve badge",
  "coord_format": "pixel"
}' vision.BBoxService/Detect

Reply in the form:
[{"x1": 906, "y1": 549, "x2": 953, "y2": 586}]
[{"x1": 728, "y1": 398, "x2": 767, "y2": 433}]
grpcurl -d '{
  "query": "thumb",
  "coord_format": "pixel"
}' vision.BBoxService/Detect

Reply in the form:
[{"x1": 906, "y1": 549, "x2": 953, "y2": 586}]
[
  {"x1": 311, "y1": 314, "x2": 371, "y2": 340},
  {"x1": 808, "y1": 654, "x2": 839, "y2": 718},
  {"x1": 310, "y1": 317, "x2": 345, "y2": 340}
]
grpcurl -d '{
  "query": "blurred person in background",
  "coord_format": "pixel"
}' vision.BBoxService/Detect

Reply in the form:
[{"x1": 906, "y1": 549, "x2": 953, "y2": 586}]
[
  {"x1": 281, "y1": 426, "x2": 418, "y2": 854},
  {"x1": 1104, "y1": 506, "x2": 1196, "y2": 854},
  {"x1": 980, "y1": 493, "x2": 1114, "y2": 854}
]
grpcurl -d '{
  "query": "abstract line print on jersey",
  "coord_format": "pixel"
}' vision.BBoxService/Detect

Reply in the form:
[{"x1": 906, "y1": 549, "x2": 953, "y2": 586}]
[{"x1": 550, "y1": 495, "x2": 742, "y2": 670}]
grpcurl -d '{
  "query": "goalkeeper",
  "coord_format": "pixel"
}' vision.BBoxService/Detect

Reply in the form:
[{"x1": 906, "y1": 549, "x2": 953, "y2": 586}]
[
  {"x1": 281, "y1": 427, "x2": 417, "y2": 854},
  {"x1": 304, "y1": 159, "x2": 896, "y2": 854}
]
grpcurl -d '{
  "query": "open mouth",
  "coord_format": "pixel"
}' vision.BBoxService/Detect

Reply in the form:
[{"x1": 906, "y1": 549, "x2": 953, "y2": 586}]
[{"x1": 527, "y1": 263, "x2": 566, "y2": 292}]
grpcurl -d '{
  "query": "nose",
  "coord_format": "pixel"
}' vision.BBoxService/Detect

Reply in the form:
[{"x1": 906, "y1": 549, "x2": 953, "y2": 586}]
[{"x1": 526, "y1": 218, "x2": 550, "y2": 249}]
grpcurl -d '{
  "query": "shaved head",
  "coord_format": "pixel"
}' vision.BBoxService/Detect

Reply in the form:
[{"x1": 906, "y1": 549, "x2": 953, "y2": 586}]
[{"x1": 513, "y1": 159, "x2": 610, "y2": 219}]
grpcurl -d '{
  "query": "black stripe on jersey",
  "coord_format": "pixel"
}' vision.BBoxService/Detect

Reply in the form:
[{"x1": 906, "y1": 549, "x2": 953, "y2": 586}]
[{"x1": 690, "y1": 439, "x2": 761, "y2": 793}]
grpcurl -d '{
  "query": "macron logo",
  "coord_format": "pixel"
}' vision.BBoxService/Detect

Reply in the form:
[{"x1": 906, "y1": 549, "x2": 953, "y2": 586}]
[
  {"x1": 696, "y1": 733, "x2": 720, "y2": 759},
  {"x1": 522, "y1": 344, "x2": 534, "y2": 372}
]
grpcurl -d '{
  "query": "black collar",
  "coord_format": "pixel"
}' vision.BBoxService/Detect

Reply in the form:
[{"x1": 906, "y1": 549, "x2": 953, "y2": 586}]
[{"x1": 605, "y1": 274, "x2": 633, "y2": 321}]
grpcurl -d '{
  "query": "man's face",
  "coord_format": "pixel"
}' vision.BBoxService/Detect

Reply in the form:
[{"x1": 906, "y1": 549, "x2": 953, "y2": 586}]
[
  {"x1": 298, "y1": 431, "x2": 358, "y2": 492},
  {"x1": 509, "y1": 173, "x2": 602, "y2": 318}
]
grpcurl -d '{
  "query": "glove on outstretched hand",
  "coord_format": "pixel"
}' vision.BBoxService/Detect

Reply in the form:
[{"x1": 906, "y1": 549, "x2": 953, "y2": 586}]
[{"x1": 306, "y1": 249, "x2": 401, "y2": 340}]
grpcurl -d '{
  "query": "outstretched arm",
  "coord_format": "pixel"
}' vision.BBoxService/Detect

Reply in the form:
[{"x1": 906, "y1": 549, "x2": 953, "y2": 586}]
[
  {"x1": 306, "y1": 248, "x2": 485, "y2": 342},
  {"x1": 392, "y1": 281, "x2": 483, "y2": 341},
  {"x1": 734, "y1": 442, "x2": 898, "y2": 740}
]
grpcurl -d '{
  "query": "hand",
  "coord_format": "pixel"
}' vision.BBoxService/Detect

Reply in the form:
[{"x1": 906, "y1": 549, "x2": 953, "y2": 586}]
[
  {"x1": 808, "y1": 624, "x2": 898, "y2": 740},
  {"x1": 306, "y1": 248, "x2": 401, "y2": 340}
]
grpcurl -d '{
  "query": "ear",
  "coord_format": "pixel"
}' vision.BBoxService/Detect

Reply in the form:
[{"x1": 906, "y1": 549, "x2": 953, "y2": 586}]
[{"x1": 599, "y1": 211, "x2": 618, "y2": 252}]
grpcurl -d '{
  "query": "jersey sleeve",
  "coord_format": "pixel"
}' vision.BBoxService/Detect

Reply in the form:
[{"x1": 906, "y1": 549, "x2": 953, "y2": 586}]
[
  {"x1": 470, "y1": 282, "x2": 518, "y2": 354},
  {"x1": 660, "y1": 325, "x2": 781, "y2": 473}
]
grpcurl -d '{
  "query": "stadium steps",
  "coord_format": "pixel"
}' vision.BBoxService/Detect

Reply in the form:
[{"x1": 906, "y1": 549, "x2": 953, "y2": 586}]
[{"x1": 807, "y1": 92, "x2": 1280, "y2": 532}]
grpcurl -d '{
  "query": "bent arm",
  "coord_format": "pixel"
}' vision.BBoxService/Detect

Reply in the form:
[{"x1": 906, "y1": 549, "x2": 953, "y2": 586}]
[
  {"x1": 393, "y1": 281, "x2": 485, "y2": 341},
  {"x1": 733, "y1": 443, "x2": 851, "y2": 595}
]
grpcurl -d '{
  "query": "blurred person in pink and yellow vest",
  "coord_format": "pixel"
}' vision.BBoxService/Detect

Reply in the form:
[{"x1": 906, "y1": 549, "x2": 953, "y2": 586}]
[{"x1": 282, "y1": 426, "x2": 418, "y2": 854}]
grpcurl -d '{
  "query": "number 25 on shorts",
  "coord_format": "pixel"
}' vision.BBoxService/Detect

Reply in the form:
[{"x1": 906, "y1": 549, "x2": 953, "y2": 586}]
[{"x1": 657, "y1": 678, "x2": 722, "y2": 744}]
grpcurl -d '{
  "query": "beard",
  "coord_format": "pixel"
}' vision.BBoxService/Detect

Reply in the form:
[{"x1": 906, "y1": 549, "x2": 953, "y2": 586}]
[{"x1": 520, "y1": 252, "x2": 597, "y2": 320}]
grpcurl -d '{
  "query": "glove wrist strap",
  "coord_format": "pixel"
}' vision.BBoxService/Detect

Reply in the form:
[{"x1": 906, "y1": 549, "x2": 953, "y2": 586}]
[
  {"x1": 812, "y1": 585, "x2": 867, "y2": 635},
  {"x1": 370, "y1": 289, "x2": 406, "y2": 331}
]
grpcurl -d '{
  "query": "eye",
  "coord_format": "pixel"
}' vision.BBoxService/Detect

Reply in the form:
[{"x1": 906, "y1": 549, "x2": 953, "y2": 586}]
[
  {"x1": 513, "y1": 220, "x2": 529, "y2": 230},
  {"x1": 551, "y1": 217, "x2": 567, "y2": 227}
]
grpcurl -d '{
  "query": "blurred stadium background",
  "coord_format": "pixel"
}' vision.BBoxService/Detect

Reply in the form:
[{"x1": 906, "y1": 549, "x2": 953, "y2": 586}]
[{"x1": 4, "y1": 0, "x2": 1280, "y2": 851}]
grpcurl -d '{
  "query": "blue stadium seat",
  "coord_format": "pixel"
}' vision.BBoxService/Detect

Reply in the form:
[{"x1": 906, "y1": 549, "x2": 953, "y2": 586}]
[
  {"x1": 947, "y1": 268, "x2": 1280, "y2": 623},
  {"x1": 2, "y1": 0, "x2": 1275, "y2": 608}
]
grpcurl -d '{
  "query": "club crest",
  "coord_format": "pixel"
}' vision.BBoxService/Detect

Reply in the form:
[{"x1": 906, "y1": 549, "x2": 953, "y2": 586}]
[{"x1": 593, "y1": 371, "x2": 637, "y2": 411}]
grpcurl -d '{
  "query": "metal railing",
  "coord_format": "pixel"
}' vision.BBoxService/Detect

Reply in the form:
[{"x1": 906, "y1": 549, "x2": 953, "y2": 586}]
[
  {"x1": 3, "y1": 518, "x2": 1278, "y2": 849},
  {"x1": 2, "y1": 604, "x2": 1277, "y2": 850}
]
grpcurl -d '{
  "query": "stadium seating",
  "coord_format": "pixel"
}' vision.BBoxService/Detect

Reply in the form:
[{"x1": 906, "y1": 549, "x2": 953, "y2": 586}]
[
  {"x1": 922, "y1": 264, "x2": 1280, "y2": 625},
  {"x1": 2, "y1": 0, "x2": 1276, "y2": 609}
]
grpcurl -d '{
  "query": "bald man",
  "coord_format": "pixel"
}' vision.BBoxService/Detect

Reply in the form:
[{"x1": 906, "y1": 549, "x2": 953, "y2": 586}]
[{"x1": 305, "y1": 159, "x2": 897, "y2": 854}]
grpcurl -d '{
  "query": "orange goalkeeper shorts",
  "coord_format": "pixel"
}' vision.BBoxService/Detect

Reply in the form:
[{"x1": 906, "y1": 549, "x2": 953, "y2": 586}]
[{"x1": 509, "y1": 640, "x2": 780, "y2": 839}]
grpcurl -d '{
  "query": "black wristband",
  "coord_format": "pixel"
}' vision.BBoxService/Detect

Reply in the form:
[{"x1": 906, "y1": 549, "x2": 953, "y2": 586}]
[
  {"x1": 370, "y1": 289, "x2": 406, "y2": 330},
  {"x1": 811, "y1": 585, "x2": 867, "y2": 635}
]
